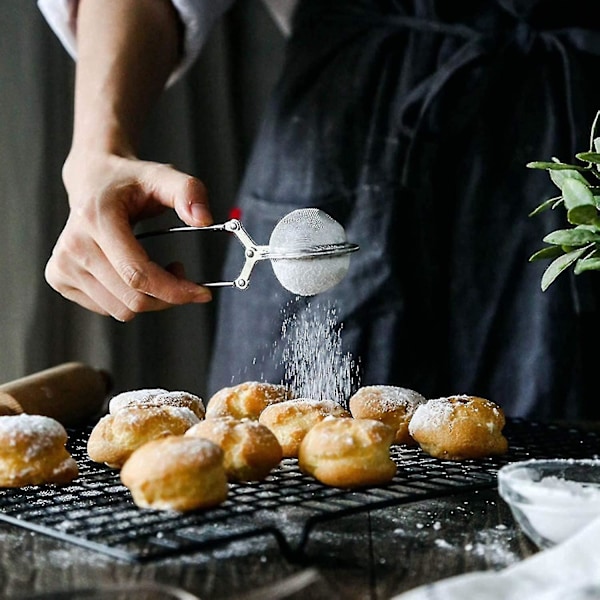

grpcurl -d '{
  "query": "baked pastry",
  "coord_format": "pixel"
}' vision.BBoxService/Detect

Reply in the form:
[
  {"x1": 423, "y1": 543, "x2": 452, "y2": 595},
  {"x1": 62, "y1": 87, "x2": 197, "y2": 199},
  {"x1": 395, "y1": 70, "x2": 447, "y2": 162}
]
[
  {"x1": 349, "y1": 385, "x2": 426, "y2": 445},
  {"x1": 87, "y1": 405, "x2": 200, "y2": 468},
  {"x1": 186, "y1": 417, "x2": 282, "y2": 481},
  {"x1": 408, "y1": 395, "x2": 509, "y2": 460},
  {"x1": 206, "y1": 381, "x2": 292, "y2": 420},
  {"x1": 109, "y1": 388, "x2": 205, "y2": 419},
  {"x1": 259, "y1": 398, "x2": 350, "y2": 457},
  {"x1": 120, "y1": 436, "x2": 228, "y2": 511},
  {"x1": 298, "y1": 417, "x2": 396, "y2": 488},
  {"x1": 0, "y1": 414, "x2": 78, "y2": 487}
]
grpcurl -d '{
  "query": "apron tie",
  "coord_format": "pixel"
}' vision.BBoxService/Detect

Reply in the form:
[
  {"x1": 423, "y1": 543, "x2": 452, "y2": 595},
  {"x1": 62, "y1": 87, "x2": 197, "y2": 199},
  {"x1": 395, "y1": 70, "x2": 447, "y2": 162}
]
[{"x1": 292, "y1": 4, "x2": 600, "y2": 185}]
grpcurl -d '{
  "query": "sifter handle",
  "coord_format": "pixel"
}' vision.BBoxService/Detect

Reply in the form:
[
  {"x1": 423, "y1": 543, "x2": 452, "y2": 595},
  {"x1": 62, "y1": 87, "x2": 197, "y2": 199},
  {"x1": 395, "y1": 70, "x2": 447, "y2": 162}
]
[{"x1": 137, "y1": 219, "x2": 267, "y2": 290}]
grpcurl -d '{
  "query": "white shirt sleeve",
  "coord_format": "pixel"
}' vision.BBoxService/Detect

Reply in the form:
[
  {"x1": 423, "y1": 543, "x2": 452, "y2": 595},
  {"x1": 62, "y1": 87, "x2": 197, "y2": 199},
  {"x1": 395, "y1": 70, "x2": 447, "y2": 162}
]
[
  {"x1": 36, "y1": 0, "x2": 236, "y2": 86},
  {"x1": 37, "y1": 0, "x2": 78, "y2": 61}
]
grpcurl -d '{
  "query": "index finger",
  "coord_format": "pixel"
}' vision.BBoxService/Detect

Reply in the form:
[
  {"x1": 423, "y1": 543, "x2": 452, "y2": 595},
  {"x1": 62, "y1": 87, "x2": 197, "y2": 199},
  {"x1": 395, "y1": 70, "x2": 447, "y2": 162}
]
[{"x1": 97, "y1": 212, "x2": 211, "y2": 304}]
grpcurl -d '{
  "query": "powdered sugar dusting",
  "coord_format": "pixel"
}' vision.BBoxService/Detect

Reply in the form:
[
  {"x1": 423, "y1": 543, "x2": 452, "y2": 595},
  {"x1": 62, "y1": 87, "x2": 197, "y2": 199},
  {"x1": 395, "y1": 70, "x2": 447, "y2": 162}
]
[
  {"x1": 109, "y1": 389, "x2": 204, "y2": 417},
  {"x1": 115, "y1": 406, "x2": 200, "y2": 428},
  {"x1": 0, "y1": 414, "x2": 65, "y2": 445},
  {"x1": 408, "y1": 398, "x2": 455, "y2": 435},
  {"x1": 538, "y1": 475, "x2": 600, "y2": 499},
  {"x1": 287, "y1": 398, "x2": 347, "y2": 411},
  {"x1": 109, "y1": 389, "x2": 168, "y2": 413},
  {"x1": 156, "y1": 437, "x2": 222, "y2": 466},
  {"x1": 0, "y1": 414, "x2": 68, "y2": 464},
  {"x1": 352, "y1": 386, "x2": 426, "y2": 413},
  {"x1": 188, "y1": 417, "x2": 234, "y2": 438},
  {"x1": 276, "y1": 299, "x2": 359, "y2": 406},
  {"x1": 247, "y1": 382, "x2": 289, "y2": 403}
]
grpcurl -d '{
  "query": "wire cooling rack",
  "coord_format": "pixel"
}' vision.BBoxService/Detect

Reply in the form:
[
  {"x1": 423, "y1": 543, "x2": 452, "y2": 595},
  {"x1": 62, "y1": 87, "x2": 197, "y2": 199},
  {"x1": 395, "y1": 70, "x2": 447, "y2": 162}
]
[{"x1": 0, "y1": 419, "x2": 597, "y2": 562}]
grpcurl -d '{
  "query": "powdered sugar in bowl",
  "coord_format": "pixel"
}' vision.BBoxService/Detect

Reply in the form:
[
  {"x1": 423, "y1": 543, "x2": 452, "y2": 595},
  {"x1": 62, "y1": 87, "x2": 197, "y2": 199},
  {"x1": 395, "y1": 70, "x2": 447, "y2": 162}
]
[{"x1": 498, "y1": 458, "x2": 600, "y2": 549}]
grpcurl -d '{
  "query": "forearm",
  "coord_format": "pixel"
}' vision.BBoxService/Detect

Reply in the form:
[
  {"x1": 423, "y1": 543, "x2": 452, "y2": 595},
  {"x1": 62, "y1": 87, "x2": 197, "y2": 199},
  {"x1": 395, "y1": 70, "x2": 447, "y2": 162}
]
[
  {"x1": 70, "y1": 0, "x2": 182, "y2": 158},
  {"x1": 44, "y1": 0, "x2": 213, "y2": 320}
]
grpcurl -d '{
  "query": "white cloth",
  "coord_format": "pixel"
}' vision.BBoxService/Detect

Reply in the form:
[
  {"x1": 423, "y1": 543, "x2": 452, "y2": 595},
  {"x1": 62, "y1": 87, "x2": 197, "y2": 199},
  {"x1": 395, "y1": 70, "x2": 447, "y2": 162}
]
[
  {"x1": 393, "y1": 517, "x2": 600, "y2": 600},
  {"x1": 37, "y1": 0, "x2": 295, "y2": 86}
]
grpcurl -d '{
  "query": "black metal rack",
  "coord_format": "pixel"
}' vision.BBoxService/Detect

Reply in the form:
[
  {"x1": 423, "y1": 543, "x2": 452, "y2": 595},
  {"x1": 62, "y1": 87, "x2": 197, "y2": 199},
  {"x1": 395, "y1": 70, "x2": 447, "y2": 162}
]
[{"x1": 0, "y1": 419, "x2": 597, "y2": 562}]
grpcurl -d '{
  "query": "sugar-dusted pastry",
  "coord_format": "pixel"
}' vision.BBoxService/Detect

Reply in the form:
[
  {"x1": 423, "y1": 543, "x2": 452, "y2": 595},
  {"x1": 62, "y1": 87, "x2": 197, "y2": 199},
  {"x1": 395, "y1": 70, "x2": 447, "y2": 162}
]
[
  {"x1": 0, "y1": 414, "x2": 78, "y2": 487},
  {"x1": 120, "y1": 436, "x2": 228, "y2": 511},
  {"x1": 87, "y1": 405, "x2": 200, "y2": 468},
  {"x1": 298, "y1": 416, "x2": 396, "y2": 488},
  {"x1": 408, "y1": 395, "x2": 509, "y2": 460},
  {"x1": 205, "y1": 381, "x2": 292, "y2": 420},
  {"x1": 259, "y1": 398, "x2": 350, "y2": 457},
  {"x1": 349, "y1": 385, "x2": 426, "y2": 445},
  {"x1": 186, "y1": 416, "x2": 282, "y2": 481},
  {"x1": 109, "y1": 388, "x2": 205, "y2": 419}
]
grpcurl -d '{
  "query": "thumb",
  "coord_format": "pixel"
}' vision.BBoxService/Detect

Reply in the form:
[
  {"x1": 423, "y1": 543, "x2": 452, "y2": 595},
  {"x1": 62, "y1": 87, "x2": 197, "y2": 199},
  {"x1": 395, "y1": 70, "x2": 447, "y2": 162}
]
[{"x1": 142, "y1": 162, "x2": 214, "y2": 227}]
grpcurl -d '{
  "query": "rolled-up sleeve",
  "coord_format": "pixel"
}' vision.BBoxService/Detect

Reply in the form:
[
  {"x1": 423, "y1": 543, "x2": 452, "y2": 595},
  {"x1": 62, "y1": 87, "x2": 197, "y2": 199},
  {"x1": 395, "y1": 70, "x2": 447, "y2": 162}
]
[{"x1": 36, "y1": 0, "x2": 236, "y2": 85}]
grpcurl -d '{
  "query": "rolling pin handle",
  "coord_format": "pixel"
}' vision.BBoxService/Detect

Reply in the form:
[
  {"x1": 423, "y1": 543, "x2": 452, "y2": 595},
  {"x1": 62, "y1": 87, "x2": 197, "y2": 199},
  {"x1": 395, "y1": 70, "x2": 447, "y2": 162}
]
[{"x1": 0, "y1": 362, "x2": 112, "y2": 427}]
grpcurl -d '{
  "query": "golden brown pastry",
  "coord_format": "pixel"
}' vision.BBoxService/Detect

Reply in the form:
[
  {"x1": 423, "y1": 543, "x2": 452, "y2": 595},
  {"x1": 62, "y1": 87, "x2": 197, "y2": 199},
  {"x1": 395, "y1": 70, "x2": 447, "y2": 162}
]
[
  {"x1": 205, "y1": 381, "x2": 292, "y2": 420},
  {"x1": 298, "y1": 417, "x2": 396, "y2": 488},
  {"x1": 0, "y1": 414, "x2": 78, "y2": 487},
  {"x1": 259, "y1": 398, "x2": 350, "y2": 457},
  {"x1": 120, "y1": 436, "x2": 228, "y2": 511},
  {"x1": 408, "y1": 395, "x2": 509, "y2": 460},
  {"x1": 108, "y1": 388, "x2": 205, "y2": 419},
  {"x1": 87, "y1": 405, "x2": 200, "y2": 468},
  {"x1": 185, "y1": 416, "x2": 282, "y2": 481},
  {"x1": 349, "y1": 385, "x2": 426, "y2": 445}
]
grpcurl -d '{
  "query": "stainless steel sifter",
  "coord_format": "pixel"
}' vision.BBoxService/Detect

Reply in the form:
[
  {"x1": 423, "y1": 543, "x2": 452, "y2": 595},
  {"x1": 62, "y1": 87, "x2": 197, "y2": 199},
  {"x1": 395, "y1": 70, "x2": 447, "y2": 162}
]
[{"x1": 137, "y1": 208, "x2": 359, "y2": 295}]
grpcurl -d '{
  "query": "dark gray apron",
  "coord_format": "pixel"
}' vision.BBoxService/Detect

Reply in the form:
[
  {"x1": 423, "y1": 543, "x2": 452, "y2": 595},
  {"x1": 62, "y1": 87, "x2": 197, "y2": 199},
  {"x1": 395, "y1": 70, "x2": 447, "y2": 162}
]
[{"x1": 209, "y1": 0, "x2": 600, "y2": 420}]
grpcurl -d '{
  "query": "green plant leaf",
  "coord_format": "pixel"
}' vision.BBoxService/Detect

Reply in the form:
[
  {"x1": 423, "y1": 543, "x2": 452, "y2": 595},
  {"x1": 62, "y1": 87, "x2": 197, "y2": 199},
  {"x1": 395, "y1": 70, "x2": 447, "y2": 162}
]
[
  {"x1": 526, "y1": 161, "x2": 587, "y2": 172},
  {"x1": 574, "y1": 253, "x2": 600, "y2": 274},
  {"x1": 574, "y1": 224, "x2": 600, "y2": 233},
  {"x1": 528, "y1": 196, "x2": 562, "y2": 216},
  {"x1": 550, "y1": 168, "x2": 590, "y2": 191},
  {"x1": 575, "y1": 152, "x2": 600, "y2": 164},
  {"x1": 567, "y1": 205, "x2": 600, "y2": 226},
  {"x1": 529, "y1": 246, "x2": 565, "y2": 262},
  {"x1": 542, "y1": 228, "x2": 600, "y2": 246},
  {"x1": 562, "y1": 178, "x2": 595, "y2": 209},
  {"x1": 541, "y1": 246, "x2": 591, "y2": 291}
]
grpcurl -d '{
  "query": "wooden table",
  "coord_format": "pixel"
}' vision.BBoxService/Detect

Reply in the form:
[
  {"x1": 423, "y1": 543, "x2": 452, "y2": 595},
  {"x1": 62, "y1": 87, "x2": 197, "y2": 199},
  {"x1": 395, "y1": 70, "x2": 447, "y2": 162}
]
[{"x1": 0, "y1": 487, "x2": 537, "y2": 599}]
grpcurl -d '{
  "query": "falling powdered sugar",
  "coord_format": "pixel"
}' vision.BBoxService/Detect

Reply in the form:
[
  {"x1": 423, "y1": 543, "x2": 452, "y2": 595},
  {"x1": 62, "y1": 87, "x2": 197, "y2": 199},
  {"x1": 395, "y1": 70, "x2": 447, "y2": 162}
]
[{"x1": 276, "y1": 299, "x2": 359, "y2": 406}]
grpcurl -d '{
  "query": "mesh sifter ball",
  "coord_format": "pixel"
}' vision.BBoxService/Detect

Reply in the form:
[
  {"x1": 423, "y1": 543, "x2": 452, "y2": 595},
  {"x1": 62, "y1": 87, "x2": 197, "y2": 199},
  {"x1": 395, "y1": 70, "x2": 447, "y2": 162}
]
[{"x1": 268, "y1": 209, "x2": 351, "y2": 296}]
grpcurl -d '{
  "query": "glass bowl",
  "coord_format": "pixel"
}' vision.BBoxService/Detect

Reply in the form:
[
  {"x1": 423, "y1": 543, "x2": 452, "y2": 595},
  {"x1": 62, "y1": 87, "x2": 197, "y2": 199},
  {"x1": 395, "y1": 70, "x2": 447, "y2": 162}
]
[{"x1": 498, "y1": 458, "x2": 600, "y2": 549}]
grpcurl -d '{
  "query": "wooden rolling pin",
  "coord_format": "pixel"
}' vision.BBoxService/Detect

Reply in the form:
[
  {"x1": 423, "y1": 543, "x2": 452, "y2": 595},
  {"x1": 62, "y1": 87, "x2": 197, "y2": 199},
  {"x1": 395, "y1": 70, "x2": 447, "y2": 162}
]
[{"x1": 0, "y1": 362, "x2": 111, "y2": 426}]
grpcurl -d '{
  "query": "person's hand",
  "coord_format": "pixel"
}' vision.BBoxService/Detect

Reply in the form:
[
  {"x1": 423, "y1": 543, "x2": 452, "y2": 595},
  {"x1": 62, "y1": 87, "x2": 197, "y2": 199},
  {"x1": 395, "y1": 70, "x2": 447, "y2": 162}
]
[{"x1": 45, "y1": 152, "x2": 214, "y2": 321}]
